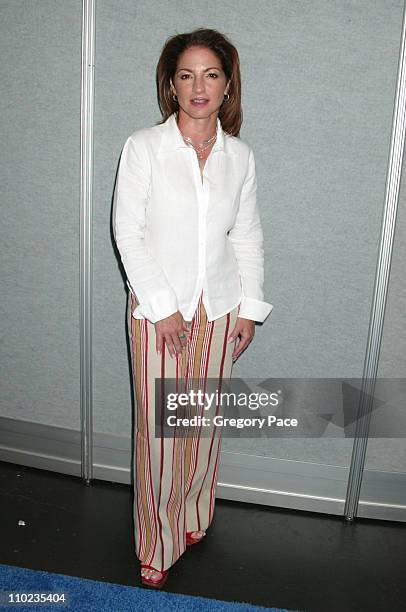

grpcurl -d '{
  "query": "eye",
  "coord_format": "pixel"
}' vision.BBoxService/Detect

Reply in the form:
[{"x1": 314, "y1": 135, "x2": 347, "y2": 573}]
[
  {"x1": 180, "y1": 74, "x2": 190, "y2": 79},
  {"x1": 208, "y1": 73, "x2": 219, "y2": 78}
]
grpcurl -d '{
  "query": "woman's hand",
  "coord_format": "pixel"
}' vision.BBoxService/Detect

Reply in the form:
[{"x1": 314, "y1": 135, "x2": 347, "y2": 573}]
[
  {"x1": 155, "y1": 311, "x2": 190, "y2": 358},
  {"x1": 228, "y1": 318, "x2": 255, "y2": 361}
]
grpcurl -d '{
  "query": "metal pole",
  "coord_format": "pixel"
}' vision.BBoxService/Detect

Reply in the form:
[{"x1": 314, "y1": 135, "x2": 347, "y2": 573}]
[
  {"x1": 344, "y1": 0, "x2": 406, "y2": 520},
  {"x1": 80, "y1": 0, "x2": 95, "y2": 484}
]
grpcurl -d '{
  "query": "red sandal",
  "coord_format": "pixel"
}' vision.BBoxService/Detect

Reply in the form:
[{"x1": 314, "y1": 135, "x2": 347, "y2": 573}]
[
  {"x1": 140, "y1": 564, "x2": 169, "y2": 589},
  {"x1": 186, "y1": 530, "x2": 206, "y2": 546}
]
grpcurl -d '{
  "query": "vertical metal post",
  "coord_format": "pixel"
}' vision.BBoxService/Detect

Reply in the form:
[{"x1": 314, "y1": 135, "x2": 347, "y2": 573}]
[
  {"x1": 344, "y1": 0, "x2": 406, "y2": 519},
  {"x1": 80, "y1": 0, "x2": 95, "y2": 484}
]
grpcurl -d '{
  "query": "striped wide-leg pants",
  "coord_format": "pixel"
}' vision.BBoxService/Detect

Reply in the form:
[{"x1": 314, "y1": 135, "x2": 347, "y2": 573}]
[{"x1": 127, "y1": 290, "x2": 239, "y2": 572}]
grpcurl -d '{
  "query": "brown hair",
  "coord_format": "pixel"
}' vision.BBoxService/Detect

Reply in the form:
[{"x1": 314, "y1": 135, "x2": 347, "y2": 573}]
[{"x1": 155, "y1": 28, "x2": 242, "y2": 137}]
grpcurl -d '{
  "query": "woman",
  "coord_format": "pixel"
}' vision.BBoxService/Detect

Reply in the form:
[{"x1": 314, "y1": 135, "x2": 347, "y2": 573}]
[{"x1": 113, "y1": 28, "x2": 273, "y2": 589}]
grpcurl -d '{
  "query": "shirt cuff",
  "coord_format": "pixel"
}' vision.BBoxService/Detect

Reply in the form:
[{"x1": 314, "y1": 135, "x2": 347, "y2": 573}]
[
  {"x1": 129, "y1": 285, "x2": 179, "y2": 323},
  {"x1": 238, "y1": 296, "x2": 274, "y2": 323}
]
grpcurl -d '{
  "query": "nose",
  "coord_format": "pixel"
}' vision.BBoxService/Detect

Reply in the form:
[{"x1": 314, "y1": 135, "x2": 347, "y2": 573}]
[{"x1": 192, "y1": 75, "x2": 205, "y2": 94}]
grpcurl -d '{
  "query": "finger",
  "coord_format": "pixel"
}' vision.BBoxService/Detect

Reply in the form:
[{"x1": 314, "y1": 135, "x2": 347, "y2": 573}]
[
  {"x1": 164, "y1": 333, "x2": 175, "y2": 358},
  {"x1": 183, "y1": 321, "x2": 192, "y2": 343},
  {"x1": 232, "y1": 335, "x2": 253, "y2": 360},
  {"x1": 171, "y1": 333, "x2": 183, "y2": 354},
  {"x1": 156, "y1": 332, "x2": 163, "y2": 355},
  {"x1": 227, "y1": 327, "x2": 239, "y2": 343},
  {"x1": 177, "y1": 323, "x2": 189, "y2": 348},
  {"x1": 178, "y1": 332, "x2": 188, "y2": 349}
]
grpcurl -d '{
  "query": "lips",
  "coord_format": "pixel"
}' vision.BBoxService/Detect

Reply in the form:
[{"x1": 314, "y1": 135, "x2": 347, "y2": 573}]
[{"x1": 191, "y1": 98, "x2": 209, "y2": 105}]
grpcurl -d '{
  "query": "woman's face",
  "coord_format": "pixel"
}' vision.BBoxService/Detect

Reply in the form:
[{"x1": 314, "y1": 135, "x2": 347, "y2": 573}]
[{"x1": 170, "y1": 45, "x2": 230, "y2": 120}]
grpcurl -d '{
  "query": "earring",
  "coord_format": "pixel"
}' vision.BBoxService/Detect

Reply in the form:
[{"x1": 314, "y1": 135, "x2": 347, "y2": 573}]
[
  {"x1": 172, "y1": 94, "x2": 178, "y2": 102},
  {"x1": 223, "y1": 93, "x2": 230, "y2": 102}
]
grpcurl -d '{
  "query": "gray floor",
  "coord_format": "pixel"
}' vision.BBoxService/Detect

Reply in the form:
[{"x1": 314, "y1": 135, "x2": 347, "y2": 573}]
[{"x1": 1, "y1": 461, "x2": 405, "y2": 611}]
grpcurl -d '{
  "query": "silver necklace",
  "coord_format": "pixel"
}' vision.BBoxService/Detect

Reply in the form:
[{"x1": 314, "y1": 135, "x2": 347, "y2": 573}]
[{"x1": 179, "y1": 125, "x2": 218, "y2": 159}]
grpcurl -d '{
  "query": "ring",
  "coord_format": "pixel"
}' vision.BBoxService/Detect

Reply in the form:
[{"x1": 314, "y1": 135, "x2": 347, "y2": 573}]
[{"x1": 179, "y1": 333, "x2": 186, "y2": 339}]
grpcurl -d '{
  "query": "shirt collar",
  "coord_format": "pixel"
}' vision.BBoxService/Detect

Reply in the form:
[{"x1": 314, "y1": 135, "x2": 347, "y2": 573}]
[{"x1": 158, "y1": 111, "x2": 226, "y2": 156}]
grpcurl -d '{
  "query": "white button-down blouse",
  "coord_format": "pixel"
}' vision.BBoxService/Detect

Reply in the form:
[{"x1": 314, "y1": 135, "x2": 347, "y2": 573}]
[{"x1": 113, "y1": 112, "x2": 273, "y2": 324}]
